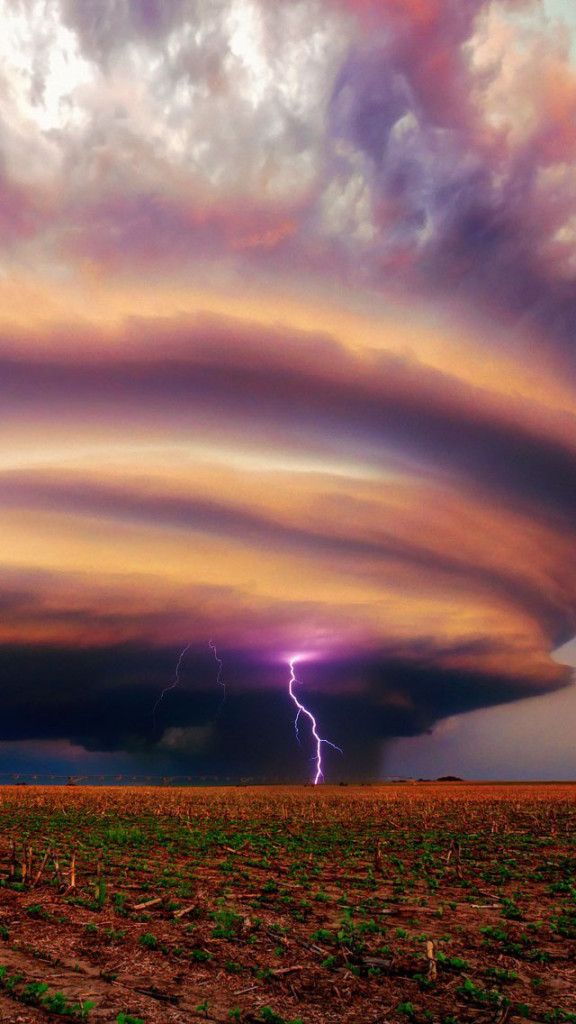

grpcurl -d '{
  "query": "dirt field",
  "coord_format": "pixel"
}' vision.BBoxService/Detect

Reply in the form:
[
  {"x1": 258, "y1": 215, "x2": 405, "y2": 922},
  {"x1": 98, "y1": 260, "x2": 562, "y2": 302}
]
[{"x1": 0, "y1": 783, "x2": 574, "y2": 1024}]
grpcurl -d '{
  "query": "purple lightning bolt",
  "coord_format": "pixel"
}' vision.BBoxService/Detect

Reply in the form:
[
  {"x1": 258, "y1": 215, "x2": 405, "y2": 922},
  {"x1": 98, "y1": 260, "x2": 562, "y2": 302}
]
[
  {"x1": 209, "y1": 639, "x2": 226, "y2": 715},
  {"x1": 288, "y1": 656, "x2": 342, "y2": 785},
  {"x1": 152, "y1": 642, "x2": 192, "y2": 735}
]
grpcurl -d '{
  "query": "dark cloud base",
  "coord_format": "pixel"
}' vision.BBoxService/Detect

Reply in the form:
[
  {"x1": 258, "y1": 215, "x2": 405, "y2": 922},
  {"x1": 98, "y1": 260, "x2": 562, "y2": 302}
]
[{"x1": 0, "y1": 643, "x2": 568, "y2": 781}]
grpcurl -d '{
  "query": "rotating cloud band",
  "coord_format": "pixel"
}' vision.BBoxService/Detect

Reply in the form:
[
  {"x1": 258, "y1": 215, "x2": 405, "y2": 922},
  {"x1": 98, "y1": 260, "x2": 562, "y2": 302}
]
[{"x1": 288, "y1": 657, "x2": 342, "y2": 784}]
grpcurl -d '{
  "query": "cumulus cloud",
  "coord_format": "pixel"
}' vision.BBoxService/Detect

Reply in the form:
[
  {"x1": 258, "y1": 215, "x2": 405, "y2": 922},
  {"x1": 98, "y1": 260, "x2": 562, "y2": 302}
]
[
  {"x1": 315, "y1": 0, "x2": 576, "y2": 364},
  {"x1": 0, "y1": 0, "x2": 349, "y2": 206},
  {"x1": 1, "y1": 0, "x2": 575, "y2": 369}
]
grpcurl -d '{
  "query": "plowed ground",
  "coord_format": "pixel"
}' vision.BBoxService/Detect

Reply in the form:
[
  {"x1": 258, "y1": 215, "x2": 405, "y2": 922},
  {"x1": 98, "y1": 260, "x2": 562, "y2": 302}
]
[{"x1": 0, "y1": 784, "x2": 574, "y2": 1024}]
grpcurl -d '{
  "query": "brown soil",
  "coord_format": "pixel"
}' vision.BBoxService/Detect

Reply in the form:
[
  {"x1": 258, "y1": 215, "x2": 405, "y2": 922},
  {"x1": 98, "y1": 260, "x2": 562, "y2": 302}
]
[{"x1": 0, "y1": 783, "x2": 574, "y2": 1024}]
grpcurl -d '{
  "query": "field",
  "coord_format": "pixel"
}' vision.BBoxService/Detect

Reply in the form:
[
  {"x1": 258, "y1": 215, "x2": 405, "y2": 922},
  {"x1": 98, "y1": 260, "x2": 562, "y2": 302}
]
[{"x1": 0, "y1": 784, "x2": 574, "y2": 1024}]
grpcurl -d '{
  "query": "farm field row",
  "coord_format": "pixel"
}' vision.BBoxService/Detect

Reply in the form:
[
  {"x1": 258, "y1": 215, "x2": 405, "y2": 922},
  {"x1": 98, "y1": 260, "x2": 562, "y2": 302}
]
[{"x1": 0, "y1": 784, "x2": 574, "y2": 1024}]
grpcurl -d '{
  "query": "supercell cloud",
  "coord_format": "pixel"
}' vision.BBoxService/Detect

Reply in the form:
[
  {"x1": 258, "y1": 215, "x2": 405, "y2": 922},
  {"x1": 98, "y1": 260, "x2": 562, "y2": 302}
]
[{"x1": 0, "y1": 0, "x2": 575, "y2": 779}]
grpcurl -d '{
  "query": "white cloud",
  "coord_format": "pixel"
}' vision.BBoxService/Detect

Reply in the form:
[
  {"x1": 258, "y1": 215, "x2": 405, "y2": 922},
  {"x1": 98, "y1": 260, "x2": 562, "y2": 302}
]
[
  {"x1": 465, "y1": 1, "x2": 575, "y2": 146},
  {"x1": 0, "y1": 0, "x2": 352, "y2": 203},
  {"x1": 542, "y1": 0, "x2": 576, "y2": 61},
  {"x1": 0, "y1": 0, "x2": 97, "y2": 182},
  {"x1": 320, "y1": 160, "x2": 376, "y2": 242}
]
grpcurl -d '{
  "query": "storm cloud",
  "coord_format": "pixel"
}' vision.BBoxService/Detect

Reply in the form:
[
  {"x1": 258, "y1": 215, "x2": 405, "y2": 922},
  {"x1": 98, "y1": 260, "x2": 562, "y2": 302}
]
[{"x1": 0, "y1": 0, "x2": 575, "y2": 779}]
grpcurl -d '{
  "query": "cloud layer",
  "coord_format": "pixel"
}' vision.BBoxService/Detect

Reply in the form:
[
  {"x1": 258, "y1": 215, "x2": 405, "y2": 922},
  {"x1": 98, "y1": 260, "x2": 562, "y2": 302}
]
[{"x1": 0, "y1": 0, "x2": 575, "y2": 778}]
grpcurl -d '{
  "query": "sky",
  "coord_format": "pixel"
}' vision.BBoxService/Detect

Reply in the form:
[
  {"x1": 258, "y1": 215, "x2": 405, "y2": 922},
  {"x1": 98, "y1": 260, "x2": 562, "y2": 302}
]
[{"x1": 1, "y1": 0, "x2": 576, "y2": 783}]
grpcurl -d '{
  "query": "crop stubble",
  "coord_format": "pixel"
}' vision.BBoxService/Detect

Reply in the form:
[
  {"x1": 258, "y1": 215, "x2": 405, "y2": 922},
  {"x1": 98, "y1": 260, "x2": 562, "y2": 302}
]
[{"x1": 0, "y1": 783, "x2": 574, "y2": 1024}]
